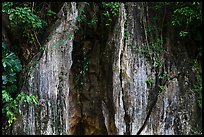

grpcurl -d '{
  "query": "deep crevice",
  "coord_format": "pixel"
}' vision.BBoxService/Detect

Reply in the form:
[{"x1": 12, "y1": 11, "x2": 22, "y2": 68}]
[{"x1": 119, "y1": 38, "x2": 130, "y2": 135}]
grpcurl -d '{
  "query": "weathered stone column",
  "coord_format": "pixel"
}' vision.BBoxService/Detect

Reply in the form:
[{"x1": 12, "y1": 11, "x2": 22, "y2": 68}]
[{"x1": 11, "y1": 2, "x2": 78, "y2": 135}]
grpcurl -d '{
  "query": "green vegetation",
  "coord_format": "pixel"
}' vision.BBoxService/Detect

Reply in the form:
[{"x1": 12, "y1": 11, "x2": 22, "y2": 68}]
[
  {"x1": 76, "y1": 2, "x2": 98, "y2": 27},
  {"x1": 140, "y1": 38, "x2": 165, "y2": 68},
  {"x1": 151, "y1": 2, "x2": 202, "y2": 38},
  {"x1": 140, "y1": 39, "x2": 166, "y2": 94},
  {"x1": 145, "y1": 78, "x2": 155, "y2": 86},
  {"x1": 171, "y1": 2, "x2": 202, "y2": 107},
  {"x1": 2, "y1": 2, "x2": 46, "y2": 127},
  {"x1": 73, "y1": 2, "x2": 121, "y2": 92},
  {"x1": 158, "y1": 73, "x2": 170, "y2": 82},
  {"x1": 2, "y1": 2, "x2": 47, "y2": 44},
  {"x1": 47, "y1": 9, "x2": 57, "y2": 17},
  {"x1": 141, "y1": 2, "x2": 202, "y2": 96},
  {"x1": 76, "y1": 2, "x2": 120, "y2": 27},
  {"x1": 76, "y1": 3, "x2": 87, "y2": 24},
  {"x1": 2, "y1": 41, "x2": 38, "y2": 127},
  {"x1": 101, "y1": 2, "x2": 120, "y2": 17},
  {"x1": 101, "y1": 2, "x2": 120, "y2": 26},
  {"x1": 179, "y1": 128, "x2": 202, "y2": 135},
  {"x1": 171, "y1": 2, "x2": 202, "y2": 37},
  {"x1": 192, "y1": 59, "x2": 202, "y2": 108},
  {"x1": 74, "y1": 47, "x2": 89, "y2": 92}
]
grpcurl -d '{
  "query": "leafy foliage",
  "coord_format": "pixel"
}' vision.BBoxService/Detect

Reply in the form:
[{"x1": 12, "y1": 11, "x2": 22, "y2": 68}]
[
  {"x1": 2, "y1": 42, "x2": 22, "y2": 88},
  {"x1": 170, "y1": 2, "x2": 202, "y2": 108},
  {"x1": 2, "y1": 2, "x2": 47, "y2": 44},
  {"x1": 2, "y1": 41, "x2": 38, "y2": 127},
  {"x1": 192, "y1": 60, "x2": 202, "y2": 108},
  {"x1": 47, "y1": 9, "x2": 57, "y2": 16},
  {"x1": 101, "y1": 2, "x2": 120, "y2": 17},
  {"x1": 158, "y1": 72, "x2": 170, "y2": 82},
  {"x1": 158, "y1": 85, "x2": 164, "y2": 93},
  {"x1": 151, "y1": 2, "x2": 202, "y2": 38},
  {"x1": 145, "y1": 78, "x2": 155, "y2": 86},
  {"x1": 2, "y1": 2, "x2": 47, "y2": 29},
  {"x1": 101, "y1": 2, "x2": 120, "y2": 26},
  {"x1": 171, "y1": 2, "x2": 202, "y2": 37},
  {"x1": 171, "y1": 2, "x2": 202, "y2": 26},
  {"x1": 142, "y1": 2, "x2": 202, "y2": 97},
  {"x1": 140, "y1": 38, "x2": 165, "y2": 68},
  {"x1": 179, "y1": 31, "x2": 189, "y2": 37}
]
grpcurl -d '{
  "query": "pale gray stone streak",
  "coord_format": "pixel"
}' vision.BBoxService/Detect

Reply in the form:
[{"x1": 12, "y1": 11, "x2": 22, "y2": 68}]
[{"x1": 11, "y1": 2, "x2": 78, "y2": 135}]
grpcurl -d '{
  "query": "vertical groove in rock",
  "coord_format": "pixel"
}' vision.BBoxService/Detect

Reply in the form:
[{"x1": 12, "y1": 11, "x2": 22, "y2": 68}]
[
  {"x1": 69, "y1": 3, "x2": 109, "y2": 135},
  {"x1": 112, "y1": 3, "x2": 129, "y2": 135},
  {"x1": 119, "y1": 9, "x2": 131, "y2": 133},
  {"x1": 120, "y1": 40, "x2": 131, "y2": 135}
]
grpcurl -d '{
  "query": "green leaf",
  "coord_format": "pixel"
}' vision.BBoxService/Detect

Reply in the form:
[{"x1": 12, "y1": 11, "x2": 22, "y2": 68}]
[
  {"x1": 179, "y1": 31, "x2": 188, "y2": 37},
  {"x1": 16, "y1": 91, "x2": 24, "y2": 100},
  {"x1": 2, "y1": 74, "x2": 8, "y2": 84},
  {"x1": 31, "y1": 95, "x2": 38, "y2": 104},
  {"x1": 79, "y1": 8, "x2": 85, "y2": 13},
  {"x1": 8, "y1": 73, "x2": 16, "y2": 83},
  {"x1": 3, "y1": 62, "x2": 6, "y2": 68},
  {"x1": 26, "y1": 96, "x2": 32, "y2": 103},
  {"x1": 14, "y1": 60, "x2": 22, "y2": 72},
  {"x1": 8, "y1": 114, "x2": 16, "y2": 127},
  {"x1": 76, "y1": 17, "x2": 81, "y2": 22},
  {"x1": 9, "y1": 13, "x2": 15, "y2": 21},
  {"x1": 73, "y1": 25, "x2": 79, "y2": 30},
  {"x1": 47, "y1": 9, "x2": 56, "y2": 16},
  {"x1": 2, "y1": 90, "x2": 12, "y2": 103},
  {"x1": 158, "y1": 85, "x2": 164, "y2": 93},
  {"x1": 21, "y1": 95, "x2": 26, "y2": 102},
  {"x1": 67, "y1": 34, "x2": 73, "y2": 40},
  {"x1": 6, "y1": 111, "x2": 14, "y2": 118},
  {"x1": 145, "y1": 78, "x2": 154, "y2": 85}
]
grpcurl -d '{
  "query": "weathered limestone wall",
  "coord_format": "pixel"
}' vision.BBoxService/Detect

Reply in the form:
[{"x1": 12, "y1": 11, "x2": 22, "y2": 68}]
[
  {"x1": 8, "y1": 2, "x2": 201, "y2": 135},
  {"x1": 107, "y1": 2, "x2": 201, "y2": 135},
  {"x1": 108, "y1": 3, "x2": 151, "y2": 134},
  {"x1": 11, "y1": 2, "x2": 78, "y2": 135}
]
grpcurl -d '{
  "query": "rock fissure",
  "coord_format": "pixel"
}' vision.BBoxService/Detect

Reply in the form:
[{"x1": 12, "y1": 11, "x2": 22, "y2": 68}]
[{"x1": 119, "y1": 40, "x2": 130, "y2": 135}]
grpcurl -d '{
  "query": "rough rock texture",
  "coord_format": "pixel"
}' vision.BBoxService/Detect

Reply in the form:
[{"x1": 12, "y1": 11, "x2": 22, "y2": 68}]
[
  {"x1": 109, "y1": 3, "x2": 151, "y2": 134},
  {"x1": 10, "y1": 2, "x2": 78, "y2": 135},
  {"x1": 7, "y1": 2, "x2": 201, "y2": 135},
  {"x1": 108, "y1": 3, "x2": 201, "y2": 135}
]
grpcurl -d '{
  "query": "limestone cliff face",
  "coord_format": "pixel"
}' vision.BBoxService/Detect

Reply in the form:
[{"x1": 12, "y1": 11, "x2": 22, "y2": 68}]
[
  {"x1": 9, "y1": 2, "x2": 78, "y2": 135},
  {"x1": 108, "y1": 3, "x2": 201, "y2": 135},
  {"x1": 6, "y1": 2, "x2": 201, "y2": 135}
]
